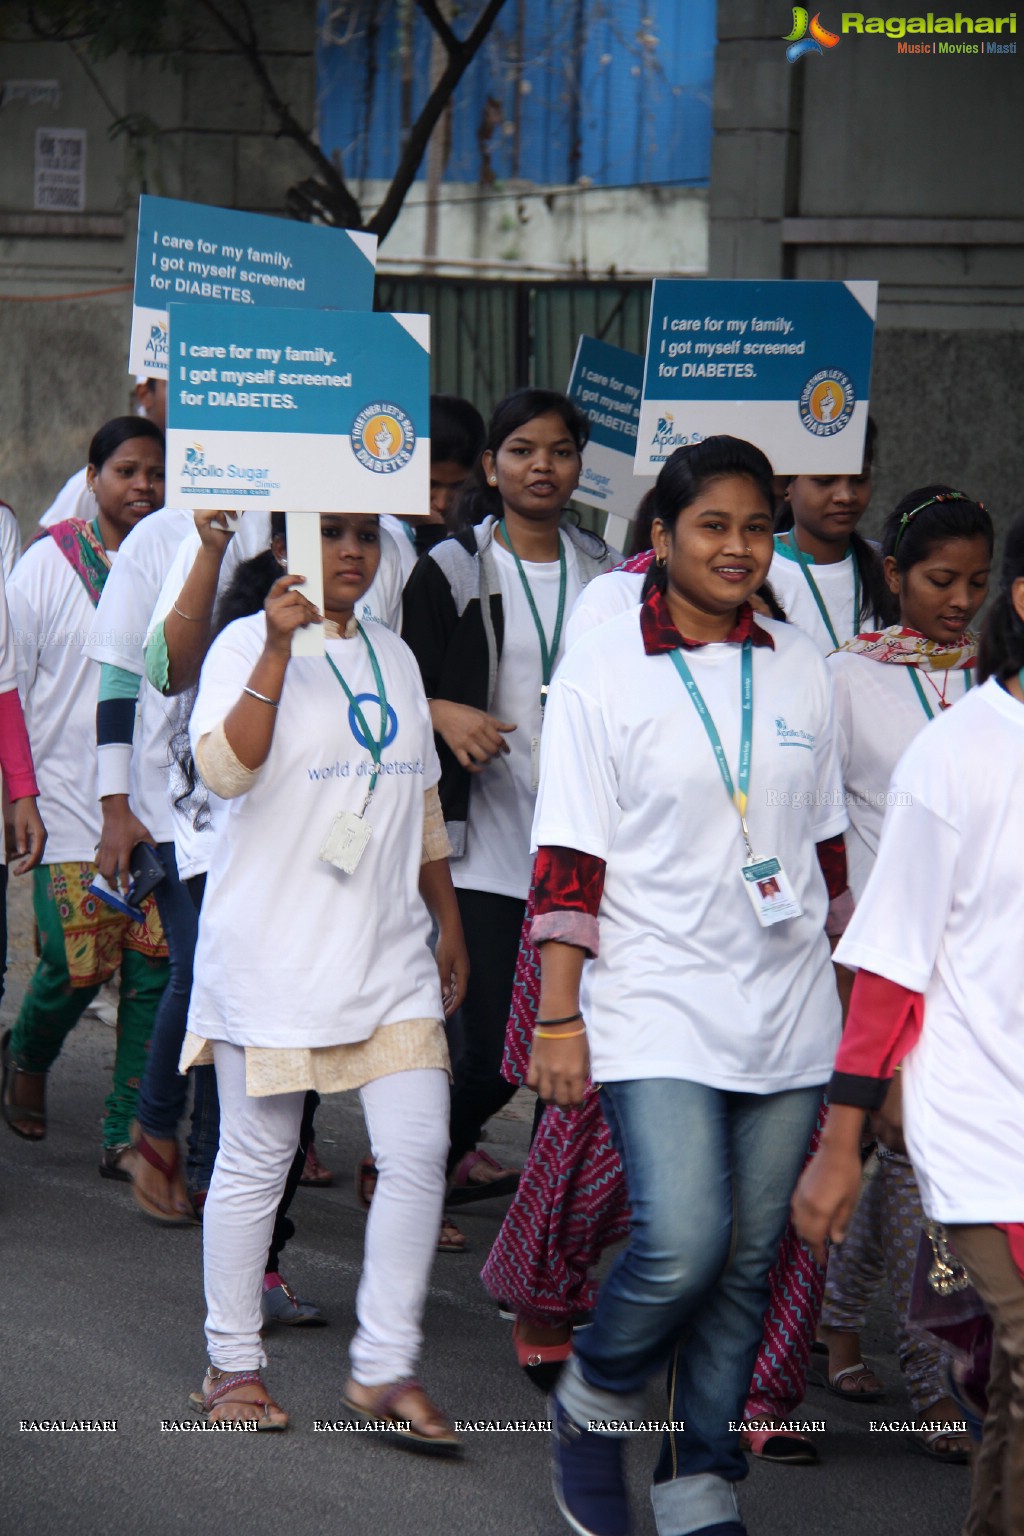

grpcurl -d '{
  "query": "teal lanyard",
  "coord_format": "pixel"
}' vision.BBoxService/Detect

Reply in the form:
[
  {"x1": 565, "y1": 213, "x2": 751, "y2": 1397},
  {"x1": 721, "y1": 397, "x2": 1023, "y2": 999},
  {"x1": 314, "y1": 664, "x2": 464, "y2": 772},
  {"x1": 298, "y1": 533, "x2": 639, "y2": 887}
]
[
  {"x1": 499, "y1": 520, "x2": 567, "y2": 710},
  {"x1": 669, "y1": 639, "x2": 755, "y2": 856},
  {"x1": 786, "y1": 531, "x2": 859, "y2": 650},
  {"x1": 909, "y1": 666, "x2": 971, "y2": 720},
  {"x1": 325, "y1": 622, "x2": 389, "y2": 809}
]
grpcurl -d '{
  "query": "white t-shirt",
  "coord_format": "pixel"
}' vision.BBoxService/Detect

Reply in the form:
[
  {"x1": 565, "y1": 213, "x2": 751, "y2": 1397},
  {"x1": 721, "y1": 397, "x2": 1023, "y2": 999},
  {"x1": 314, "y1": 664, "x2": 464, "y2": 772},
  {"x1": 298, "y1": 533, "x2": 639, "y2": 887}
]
[
  {"x1": 379, "y1": 515, "x2": 419, "y2": 584},
  {"x1": 454, "y1": 535, "x2": 582, "y2": 901},
  {"x1": 6, "y1": 536, "x2": 122, "y2": 861},
  {"x1": 85, "y1": 506, "x2": 202, "y2": 845},
  {"x1": 769, "y1": 535, "x2": 861, "y2": 654},
  {"x1": 1, "y1": 502, "x2": 20, "y2": 581},
  {"x1": 0, "y1": 559, "x2": 20, "y2": 867},
  {"x1": 532, "y1": 610, "x2": 847, "y2": 1091},
  {"x1": 835, "y1": 679, "x2": 1024, "y2": 1222},
  {"x1": 565, "y1": 567, "x2": 644, "y2": 650},
  {"x1": 828, "y1": 651, "x2": 974, "y2": 900},
  {"x1": 188, "y1": 615, "x2": 443, "y2": 1047},
  {"x1": 39, "y1": 466, "x2": 92, "y2": 528}
]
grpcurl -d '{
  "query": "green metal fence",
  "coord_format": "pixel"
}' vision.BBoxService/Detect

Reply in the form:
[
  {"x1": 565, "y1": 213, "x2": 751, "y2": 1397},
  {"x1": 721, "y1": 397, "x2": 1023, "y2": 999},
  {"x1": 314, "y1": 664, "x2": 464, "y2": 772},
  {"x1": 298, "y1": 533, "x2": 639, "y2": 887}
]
[{"x1": 374, "y1": 275, "x2": 653, "y2": 417}]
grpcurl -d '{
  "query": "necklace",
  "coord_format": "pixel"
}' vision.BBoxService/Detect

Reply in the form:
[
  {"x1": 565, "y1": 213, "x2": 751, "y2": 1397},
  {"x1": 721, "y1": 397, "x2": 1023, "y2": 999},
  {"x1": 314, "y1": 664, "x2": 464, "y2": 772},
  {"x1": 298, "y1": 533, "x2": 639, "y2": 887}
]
[{"x1": 919, "y1": 669, "x2": 951, "y2": 710}]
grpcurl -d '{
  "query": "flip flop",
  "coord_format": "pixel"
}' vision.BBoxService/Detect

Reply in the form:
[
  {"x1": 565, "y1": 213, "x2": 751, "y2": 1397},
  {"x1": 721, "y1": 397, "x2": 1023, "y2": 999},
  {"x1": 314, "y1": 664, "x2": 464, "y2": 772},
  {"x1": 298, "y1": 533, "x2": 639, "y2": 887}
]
[
  {"x1": 131, "y1": 1129, "x2": 199, "y2": 1226},
  {"x1": 446, "y1": 1148, "x2": 520, "y2": 1206},
  {"x1": 190, "y1": 1367, "x2": 289, "y2": 1431},
  {"x1": 340, "y1": 1378, "x2": 461, "y2": 1457},
  {"x1": 822, "y1": 1362, "x2": 885, "y2": 1402},
  {"x1": 437, "y1": 1216, "x2": 467, "y2": 1254},
  {"x1": 1, "y1": 1030, "x2": 47, "y2": 1140}
]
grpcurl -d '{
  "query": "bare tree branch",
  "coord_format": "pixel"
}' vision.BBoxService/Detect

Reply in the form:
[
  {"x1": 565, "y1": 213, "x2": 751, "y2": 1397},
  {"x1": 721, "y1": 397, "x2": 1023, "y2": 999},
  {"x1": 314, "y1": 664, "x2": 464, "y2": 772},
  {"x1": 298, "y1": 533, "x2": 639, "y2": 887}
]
[
  {"x1": 194, "y1": 0, "x2": 364, "y2": 227},
  {"x1": 415, "y1": 0, "x2": 458, "y2": 56},
  {"x1": 368, "y1": 0, "x2": 510, "y2": 239}
]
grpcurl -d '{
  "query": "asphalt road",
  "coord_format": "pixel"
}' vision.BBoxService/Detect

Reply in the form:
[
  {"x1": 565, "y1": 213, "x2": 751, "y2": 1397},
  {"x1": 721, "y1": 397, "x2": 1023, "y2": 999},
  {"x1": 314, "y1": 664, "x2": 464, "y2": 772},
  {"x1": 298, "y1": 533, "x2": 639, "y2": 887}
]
[{"x1": 1, "y1": 874, "x2": 971, "y2": 1536}]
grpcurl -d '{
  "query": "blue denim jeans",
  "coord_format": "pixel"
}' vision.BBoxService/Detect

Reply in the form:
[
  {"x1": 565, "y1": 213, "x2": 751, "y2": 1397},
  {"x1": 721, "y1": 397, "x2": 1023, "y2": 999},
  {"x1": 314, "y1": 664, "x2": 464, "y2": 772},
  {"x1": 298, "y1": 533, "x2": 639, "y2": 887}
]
[
  {"x1": 556, "y1": 1077, "x2": 821, "y2": 1536},
  {"x1": 135, "y1": 847, "x2": 217, "y2": 1184}
]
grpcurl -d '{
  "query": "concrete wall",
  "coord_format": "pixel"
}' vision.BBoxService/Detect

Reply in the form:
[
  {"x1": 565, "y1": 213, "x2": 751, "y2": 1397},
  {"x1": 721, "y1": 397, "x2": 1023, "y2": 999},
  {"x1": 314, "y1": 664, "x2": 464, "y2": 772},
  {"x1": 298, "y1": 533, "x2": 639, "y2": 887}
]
[
  {"x1": 708, "y1": 1, "x2": 1024, "y2": 534},
  {"x1": 0, "y1": 0, "x2": 317, "y2": 531}
]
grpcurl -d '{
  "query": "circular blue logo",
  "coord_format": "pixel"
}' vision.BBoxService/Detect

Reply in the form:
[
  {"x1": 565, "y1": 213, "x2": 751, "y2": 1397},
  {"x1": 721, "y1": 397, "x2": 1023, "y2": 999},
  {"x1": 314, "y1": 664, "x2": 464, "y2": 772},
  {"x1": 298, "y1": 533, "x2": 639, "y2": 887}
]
[{"x1": 348, "y1": 693, "x2": 398, "y2": 750}]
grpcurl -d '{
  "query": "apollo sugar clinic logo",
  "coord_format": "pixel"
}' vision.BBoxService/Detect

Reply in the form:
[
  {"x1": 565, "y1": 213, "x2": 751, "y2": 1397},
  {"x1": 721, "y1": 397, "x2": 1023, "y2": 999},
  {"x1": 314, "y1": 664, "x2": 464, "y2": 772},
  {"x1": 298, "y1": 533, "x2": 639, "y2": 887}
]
[
  {"x1": 179, "y1": 443, "x2": 279, "y2": 496},
  {"x1": 783, "y1": 7, "x2": 841, "y2": 59},
  {"x1": 799, "y1": 369, "x2": 855, "y2": 437},
  {"x1": 184, "y1": 443, "x2": 206, "y2": 481},
  {"x1": 651, "y1": 412, "x2": 692, "y2": 451},
  {"x1": 144, "y1": 320, "x2": 169, "y2": 367},
  {"x1": 351, "y1": 402, "x2": 415, "y2": 475}
]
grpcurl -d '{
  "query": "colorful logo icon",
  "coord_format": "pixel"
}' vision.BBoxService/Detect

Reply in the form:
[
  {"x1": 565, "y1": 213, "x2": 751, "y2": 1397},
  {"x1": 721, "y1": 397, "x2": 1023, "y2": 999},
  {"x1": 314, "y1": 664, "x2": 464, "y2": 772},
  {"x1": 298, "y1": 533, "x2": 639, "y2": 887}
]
[
  {"x1": 798, "y1": 370, "x2": 855, "y2": 437},
  {"x1": 184, "y1": 443, "x2": 206, "y2": 478},
  {"x1": 351, "y1": 402, "x2": 415, "y2": 475},
  {"x1": 144, "y1": 320, "x2": 169, "y2": 364},
  {"x1": 783, "y1": 8, "x2": 841, "y2": 61},
  {"x1": 348, "y1": 694, "x2": 399, "y2": 751}
]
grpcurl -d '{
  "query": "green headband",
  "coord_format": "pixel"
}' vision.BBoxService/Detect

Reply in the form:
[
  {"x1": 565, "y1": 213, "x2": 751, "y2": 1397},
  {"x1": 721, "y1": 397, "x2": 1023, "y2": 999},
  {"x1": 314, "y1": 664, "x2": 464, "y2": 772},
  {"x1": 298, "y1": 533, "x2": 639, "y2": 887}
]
[{"x1": 892, "y1": 490, "x2": 981, "y2": 556}]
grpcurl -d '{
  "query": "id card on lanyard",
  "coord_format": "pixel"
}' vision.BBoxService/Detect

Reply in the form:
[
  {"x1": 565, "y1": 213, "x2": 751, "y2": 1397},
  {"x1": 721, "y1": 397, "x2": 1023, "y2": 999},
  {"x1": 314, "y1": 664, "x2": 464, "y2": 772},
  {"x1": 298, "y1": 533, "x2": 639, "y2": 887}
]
[
  {"x1": 669, "y1": 640, "x2": 802, "y2": 927},
  {"x1": 318, "y1": 623, "x2": 389, "y2": 875},
  {"x1": 499, "y1": 520, "x2": 567, "y2": 791}
]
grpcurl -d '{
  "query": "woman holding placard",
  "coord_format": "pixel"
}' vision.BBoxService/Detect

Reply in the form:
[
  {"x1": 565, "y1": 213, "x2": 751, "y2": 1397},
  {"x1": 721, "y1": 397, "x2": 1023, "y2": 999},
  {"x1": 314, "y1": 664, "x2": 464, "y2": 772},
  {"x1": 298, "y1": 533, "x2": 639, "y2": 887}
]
[
  {"x1": 527, "y1": 436, "x2": 850, "y2": 1536},
  {"x1": 183, "y1": 512, "x2": 468, "y2": 1443}
]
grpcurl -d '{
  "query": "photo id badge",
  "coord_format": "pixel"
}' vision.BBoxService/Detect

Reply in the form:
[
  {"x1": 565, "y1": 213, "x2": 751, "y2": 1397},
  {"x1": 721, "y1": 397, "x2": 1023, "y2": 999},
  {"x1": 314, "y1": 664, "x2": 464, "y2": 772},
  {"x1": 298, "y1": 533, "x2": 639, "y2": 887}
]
[
  {"x1": 319, "y1": 810, "x2": 372, "y2": 875},
  {"x1": 740, "y1": 854, "x2": 803, "y2": 928},
  {"x1": 531, "y1": 735, "x2": 541, "y2": 793}
]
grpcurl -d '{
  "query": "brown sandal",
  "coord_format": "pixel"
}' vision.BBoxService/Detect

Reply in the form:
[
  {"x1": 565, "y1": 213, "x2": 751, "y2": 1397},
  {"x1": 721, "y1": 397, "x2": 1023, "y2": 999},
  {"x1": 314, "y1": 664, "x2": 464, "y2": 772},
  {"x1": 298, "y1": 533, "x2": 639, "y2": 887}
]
[
  {"x1": 1, "y1": 1031, "x2": 47, "y2": 1140},
  {"x1": 341, "y1": 1377, "x2": 460, "y2": 1455},
  {"x1": 190, "y1": 1367, "x2": 289, "y2": 1430},
  {"x1": 131, "y1": 1128, "x2": 199, "y2": 1226}
]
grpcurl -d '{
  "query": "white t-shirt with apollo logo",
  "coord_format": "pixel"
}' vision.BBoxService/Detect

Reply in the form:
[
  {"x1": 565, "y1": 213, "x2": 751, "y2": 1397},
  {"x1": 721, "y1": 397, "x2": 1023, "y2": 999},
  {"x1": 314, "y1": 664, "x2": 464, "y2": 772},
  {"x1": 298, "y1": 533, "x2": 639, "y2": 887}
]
[
  {"x1": 532, "y1": 609, "x2": 847, "y2": 1092},
  {"x1": 188, "y1": 613, "x2": 443, "y2": 1047}
]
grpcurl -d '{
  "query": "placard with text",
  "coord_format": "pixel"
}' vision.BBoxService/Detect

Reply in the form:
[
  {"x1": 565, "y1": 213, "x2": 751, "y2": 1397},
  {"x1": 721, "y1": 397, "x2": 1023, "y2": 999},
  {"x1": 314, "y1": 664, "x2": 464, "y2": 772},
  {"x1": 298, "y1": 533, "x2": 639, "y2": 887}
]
[
  {"x1": 130, "y1": 195, "x2": 378, "y2": 377},
  {"x1": 637, "y1": 280, "x2": 877, "y2": 475},
  {"x1": 166, "y1": 306, "x2": 429, "y2": 516}
]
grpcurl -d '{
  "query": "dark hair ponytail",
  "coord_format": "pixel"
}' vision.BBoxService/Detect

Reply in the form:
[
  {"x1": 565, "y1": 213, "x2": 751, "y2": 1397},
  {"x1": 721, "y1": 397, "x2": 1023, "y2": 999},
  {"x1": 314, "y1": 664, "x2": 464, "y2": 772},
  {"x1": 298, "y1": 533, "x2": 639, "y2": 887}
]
[
  {"x1": 454, "y1": 387, "x2": 589, "y2": 530},
  {"x1": 849, "y1": 531, "x2": 893, "y2": 628},
  {"x1": 978, "y1": 510, "x2": 1024, "y2": 683}
]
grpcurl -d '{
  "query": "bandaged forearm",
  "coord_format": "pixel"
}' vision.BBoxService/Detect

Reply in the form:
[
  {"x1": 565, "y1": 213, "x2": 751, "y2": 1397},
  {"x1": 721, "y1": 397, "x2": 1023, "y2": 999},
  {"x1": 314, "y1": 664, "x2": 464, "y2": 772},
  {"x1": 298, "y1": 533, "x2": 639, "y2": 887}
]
[
  {"x1": 194, "y1": 722, "x2": 260, "y2": 799},
  {"x1": 421, "y1": 783, "x2": 452, "y2": 865}
]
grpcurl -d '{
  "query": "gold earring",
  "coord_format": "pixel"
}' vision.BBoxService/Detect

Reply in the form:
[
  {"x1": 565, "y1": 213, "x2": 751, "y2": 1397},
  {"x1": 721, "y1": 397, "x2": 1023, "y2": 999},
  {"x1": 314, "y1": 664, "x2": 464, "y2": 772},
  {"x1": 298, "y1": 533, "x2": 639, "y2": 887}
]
[{"x1": 655, "y1": 554, "x2": 667, "y2": 569}]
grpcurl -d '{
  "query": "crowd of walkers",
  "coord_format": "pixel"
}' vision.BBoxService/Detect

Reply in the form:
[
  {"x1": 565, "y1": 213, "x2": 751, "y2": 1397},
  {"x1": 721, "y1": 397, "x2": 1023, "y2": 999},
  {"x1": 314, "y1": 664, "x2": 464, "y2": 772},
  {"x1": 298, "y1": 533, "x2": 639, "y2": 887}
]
[{"x1": 1, "y1": 378, "x2": 1022, "y2": 1536}]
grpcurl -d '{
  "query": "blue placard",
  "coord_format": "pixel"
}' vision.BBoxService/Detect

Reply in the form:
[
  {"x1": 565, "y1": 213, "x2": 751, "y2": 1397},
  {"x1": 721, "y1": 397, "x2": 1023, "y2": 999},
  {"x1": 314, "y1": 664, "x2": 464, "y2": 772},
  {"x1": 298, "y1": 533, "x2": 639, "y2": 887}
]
[
  {"x1": 566, "y1": 336, "x2": 654, "y2": 517},
  {"x1": 130, "y1": 195, "x2": 378, "y2": 377},
  {"x1": 166, "y1": 305, "x2": 429, "y2": 516},
  {"x1": 637, "y1": 279, "x2": 877, "y2": 475}
]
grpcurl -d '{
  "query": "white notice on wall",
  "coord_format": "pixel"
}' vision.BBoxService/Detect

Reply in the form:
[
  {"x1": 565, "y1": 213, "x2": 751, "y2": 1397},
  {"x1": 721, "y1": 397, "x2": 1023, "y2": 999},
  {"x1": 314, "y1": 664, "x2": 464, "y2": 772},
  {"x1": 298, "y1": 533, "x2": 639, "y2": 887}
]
[{"x1": 34, "y1": 127, "x2": 86, "y2": 211}]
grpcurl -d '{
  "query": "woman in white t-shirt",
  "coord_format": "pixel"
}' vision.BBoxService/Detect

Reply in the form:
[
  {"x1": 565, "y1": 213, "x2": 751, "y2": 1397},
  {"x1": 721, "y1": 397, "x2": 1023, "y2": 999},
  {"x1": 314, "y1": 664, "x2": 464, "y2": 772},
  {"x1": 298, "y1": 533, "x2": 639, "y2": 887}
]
[
  {"x1": 401, "y1": 389, "x2": 616, "y2": 1216},
  {"x1": 529, "y1": 436, "x2": 850, "y2": 1536},
  {"x1": 817, "y1": 486, "x2": 991, "y2": 1459},
  {"x1": 794, "y1": 507, "x2": 1024, "y2": 1536},
  {"x1": 184, "y1": 512, "x2": 468, "y2": 1444},
  {"x1": 769, "y1": 418, "x2": 888, "y2": 654},
  {"x1": 2, "y1": 418, "x2": 169, "y2": 1165}
]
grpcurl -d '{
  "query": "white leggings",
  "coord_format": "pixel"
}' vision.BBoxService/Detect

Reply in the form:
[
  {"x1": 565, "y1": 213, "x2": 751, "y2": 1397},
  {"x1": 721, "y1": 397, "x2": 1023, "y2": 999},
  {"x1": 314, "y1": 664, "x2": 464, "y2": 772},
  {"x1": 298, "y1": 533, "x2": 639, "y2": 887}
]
[{"x1": 204, "y1": 1041, "x2": 449, "y2": 1383}]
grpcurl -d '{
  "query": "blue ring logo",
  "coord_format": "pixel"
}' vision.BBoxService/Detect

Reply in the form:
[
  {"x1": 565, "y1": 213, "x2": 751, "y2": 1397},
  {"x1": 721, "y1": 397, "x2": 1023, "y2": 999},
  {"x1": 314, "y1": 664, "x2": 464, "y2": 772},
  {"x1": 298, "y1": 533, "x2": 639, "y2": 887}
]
[{"x1": 348, "y1": 693, "x2": 398, "y2": 750}]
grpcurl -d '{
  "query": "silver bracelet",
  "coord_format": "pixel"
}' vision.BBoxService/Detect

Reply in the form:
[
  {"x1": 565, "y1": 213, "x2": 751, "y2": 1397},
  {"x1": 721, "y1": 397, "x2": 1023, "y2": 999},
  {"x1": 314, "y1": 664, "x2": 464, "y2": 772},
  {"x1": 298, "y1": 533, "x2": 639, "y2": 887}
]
[
  {"x1": 242, "y1": 686, "x2": 280, "y2": 708},
  {"x1": 172, "y1": 599, "x2": 201, "y2": 622}
]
